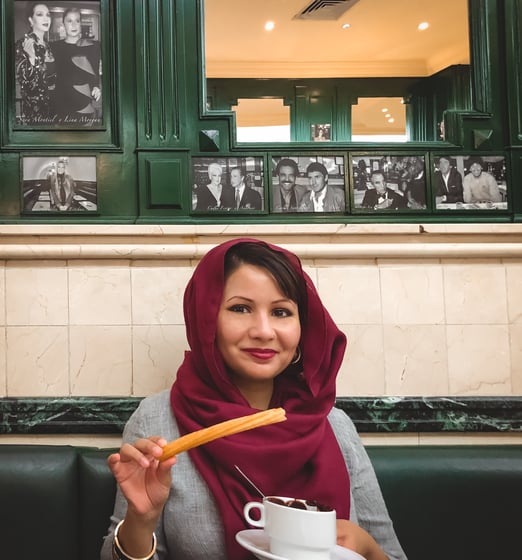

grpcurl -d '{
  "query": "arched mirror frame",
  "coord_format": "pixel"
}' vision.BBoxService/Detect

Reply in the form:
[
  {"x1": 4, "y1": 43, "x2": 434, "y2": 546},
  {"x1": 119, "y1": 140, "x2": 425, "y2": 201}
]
[{"x1": 198, "y1": 0, "x2": 492, "y2": 148}]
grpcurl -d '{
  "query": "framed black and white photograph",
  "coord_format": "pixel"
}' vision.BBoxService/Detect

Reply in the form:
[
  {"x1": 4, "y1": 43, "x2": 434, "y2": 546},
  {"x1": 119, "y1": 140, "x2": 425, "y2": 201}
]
[
  {"x1": 14, "y1": 1, "x2": 102, "y2": 128},
  {"x1": 311, "y1": 123, "x2": 331, "y2": 142},
  {"x1": 434, "y1": 154, "x2": 508, "y2": 210},
  {"x1": 351, "y1": 154, "x2": 427, "y2": 212},
  {"x1": 271, "y1": 155, "x2": 346, "y2": 213},
  {"x1": 22, "y1": 155, "x2": 97, "y2": 212},
  {"x1": 191, "y1": 156, "x2": 265, "y2": 214}
]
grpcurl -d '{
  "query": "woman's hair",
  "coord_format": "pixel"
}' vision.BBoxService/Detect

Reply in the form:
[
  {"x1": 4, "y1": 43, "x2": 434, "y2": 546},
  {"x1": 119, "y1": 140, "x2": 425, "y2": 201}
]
[
  {"x1": 224, "y1": 242, "x2": 308, "y2": 322},
  {"x1": 26, "y1": 3, "x2": 49, "y2": 22},
  {"x1": 207, "y1": 162, "x2": 222, "y2": 177}
]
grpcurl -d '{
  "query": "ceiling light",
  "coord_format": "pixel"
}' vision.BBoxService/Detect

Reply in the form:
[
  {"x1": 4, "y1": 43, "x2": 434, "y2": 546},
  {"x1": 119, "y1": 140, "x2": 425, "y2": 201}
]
[
  {"x1": 381, "y1": 108, "x2": 388, "y2": 113},
  {"x1": 265, "y1": 21, "x2": 275, "y2": 31},
  {"x1": 388, "y1": 118, "x2": 395, "y2": 123},
  {"x1": 385, "y1": 113, "x2": 391, "y2": 118},
  {"x1": 341, "y1": 23, "x2": 350, "y2": 29},
  {"x1": 418, "y1": 22, "x2": 429, "y2": 31}
]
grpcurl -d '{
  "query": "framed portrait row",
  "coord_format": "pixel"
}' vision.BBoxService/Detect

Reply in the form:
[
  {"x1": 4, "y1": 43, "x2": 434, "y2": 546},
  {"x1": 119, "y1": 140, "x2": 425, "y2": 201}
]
[
  {"x1": 19, "y1": 152, "x2": 508, "y2": 216},
  {"x1": 190, "y1": 153, "x2": 509, "y2": 215}
]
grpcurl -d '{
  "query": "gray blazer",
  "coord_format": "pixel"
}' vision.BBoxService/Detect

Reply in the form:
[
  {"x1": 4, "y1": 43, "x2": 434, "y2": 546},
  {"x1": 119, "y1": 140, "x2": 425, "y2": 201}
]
[{"x1": 101, "y1": 390, "x2": 407, "y2": 560}]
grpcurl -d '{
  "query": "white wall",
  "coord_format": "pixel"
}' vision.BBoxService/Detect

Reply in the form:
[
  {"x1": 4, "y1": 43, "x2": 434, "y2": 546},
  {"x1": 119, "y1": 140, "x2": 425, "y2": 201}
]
[{"x1": 1, "y1": 223, "x2": 521, "y2": 446}]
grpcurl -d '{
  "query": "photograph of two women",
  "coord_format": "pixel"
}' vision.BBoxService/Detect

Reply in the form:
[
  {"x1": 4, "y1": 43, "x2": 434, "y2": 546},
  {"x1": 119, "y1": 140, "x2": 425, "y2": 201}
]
[{"x1": 14, "y1": 1, "x2": 102, "y2": 127}]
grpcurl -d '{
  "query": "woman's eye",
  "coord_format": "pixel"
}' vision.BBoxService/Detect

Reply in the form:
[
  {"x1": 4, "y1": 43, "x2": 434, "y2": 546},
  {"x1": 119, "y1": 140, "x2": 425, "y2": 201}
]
[
  {"x1": 273, "y1": 308, "x2": 293, "y2": 318},
  {"x1": 229, "y1": 304, "x2": 249, "y2": 313}
]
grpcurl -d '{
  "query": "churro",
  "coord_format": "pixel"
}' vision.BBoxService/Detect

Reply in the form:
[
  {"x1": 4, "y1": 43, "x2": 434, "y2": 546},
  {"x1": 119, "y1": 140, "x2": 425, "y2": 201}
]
[{"x1": 159, "y1": 407, "x2": 286, "y2": 461}]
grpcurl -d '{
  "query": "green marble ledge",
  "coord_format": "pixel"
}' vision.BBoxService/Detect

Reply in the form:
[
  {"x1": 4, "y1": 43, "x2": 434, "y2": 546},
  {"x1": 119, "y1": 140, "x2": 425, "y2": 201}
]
[{"x1": 1, "y1": 396, "x2": 521, "y2": 434}]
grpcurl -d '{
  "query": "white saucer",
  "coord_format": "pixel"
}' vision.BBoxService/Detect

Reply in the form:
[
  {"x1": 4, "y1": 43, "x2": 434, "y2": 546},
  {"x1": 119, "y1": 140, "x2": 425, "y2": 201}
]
[{"x1": 236, "y1": 529, "x2": 366, "y2": 560}]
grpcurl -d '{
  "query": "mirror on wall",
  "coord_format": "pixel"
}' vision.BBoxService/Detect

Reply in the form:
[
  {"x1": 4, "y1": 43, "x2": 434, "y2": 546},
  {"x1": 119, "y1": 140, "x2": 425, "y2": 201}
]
[{"x1": 204, "y1": 0, "x2": 469, "y2": 143}]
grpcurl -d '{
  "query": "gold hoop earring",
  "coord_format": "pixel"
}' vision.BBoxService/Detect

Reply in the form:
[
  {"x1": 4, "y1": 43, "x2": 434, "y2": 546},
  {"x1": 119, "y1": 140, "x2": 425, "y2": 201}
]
[{"x1": 291, "y1": 347, "x2": 301, "y2": 364}]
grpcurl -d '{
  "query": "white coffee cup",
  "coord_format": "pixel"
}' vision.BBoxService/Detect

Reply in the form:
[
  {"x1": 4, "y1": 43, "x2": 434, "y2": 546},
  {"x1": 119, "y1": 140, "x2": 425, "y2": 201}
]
[{"x1": 243, "y1": 496, "x2": 336, "y2": 560}]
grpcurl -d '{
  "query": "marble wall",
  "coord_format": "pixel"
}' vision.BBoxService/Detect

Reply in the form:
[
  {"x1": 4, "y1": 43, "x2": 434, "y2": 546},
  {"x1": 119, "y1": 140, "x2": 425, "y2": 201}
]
[{"x1": 1, "y1": 224, "x2": 522, "y2": 445}]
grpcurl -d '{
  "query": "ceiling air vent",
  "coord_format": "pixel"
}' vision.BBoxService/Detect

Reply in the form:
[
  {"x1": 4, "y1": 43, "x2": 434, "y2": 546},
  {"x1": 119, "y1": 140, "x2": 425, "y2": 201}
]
[{"x1": 293, "y1": 0, "x2": 360, "y2": 21}]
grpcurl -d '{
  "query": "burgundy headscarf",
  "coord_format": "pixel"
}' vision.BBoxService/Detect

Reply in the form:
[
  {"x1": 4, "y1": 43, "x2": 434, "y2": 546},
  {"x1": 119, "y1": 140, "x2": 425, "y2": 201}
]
[{"x1": 170, "y1": 238, "x2": 350, "y2": 559}]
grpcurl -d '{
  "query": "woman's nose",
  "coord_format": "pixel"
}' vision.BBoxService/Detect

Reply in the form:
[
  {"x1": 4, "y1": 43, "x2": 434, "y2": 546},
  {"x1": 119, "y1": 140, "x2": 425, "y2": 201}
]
[{"x1": 249, "y1": 313, "x2": 275, "y2": 339}]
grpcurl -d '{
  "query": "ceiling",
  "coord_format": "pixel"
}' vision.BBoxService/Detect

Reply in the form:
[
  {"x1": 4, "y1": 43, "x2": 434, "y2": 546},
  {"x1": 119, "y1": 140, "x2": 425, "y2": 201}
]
[{"x1": 204, "y1": 0, "x2": 469, "y2": 136}]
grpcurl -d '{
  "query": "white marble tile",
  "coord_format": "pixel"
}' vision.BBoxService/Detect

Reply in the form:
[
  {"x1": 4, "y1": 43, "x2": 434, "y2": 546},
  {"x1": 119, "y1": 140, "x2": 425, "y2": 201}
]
[
  {"x1": 317, "y1": 266, "x2": 381, "y2": 324},
  {"x1": 132, "y1": 325, "x2": 188, "y2": 395},
  {"x1": 0, "y1": 434, "x2": 123, "y2": 447},
  {"x1": 69, "y1": 263, "x2": 131, "y2": 325},
  {"x1": 5, "y1": 261, "x2": 68, "y2": 326},
  {"x1": 69, "y1": 326, "x2": 132, "y2": 395},
  {"x1": 0, "y1": 327, "x2": 5, "y2": 397},
  {"x1": 383, "y1": 325, "x2": 449, "y2": 395},
  {"x1": 0, "y1": 262, "x2": 5, "y2": 326},
  {"x1": 446, "y1": 325, "x2": 511, "y2": 395},
  {"x1": 509, "y1": 324, "x2": 522, "y2": 394},
  {"x1": 6, "y1": 326, "x2": 69, "y2": 396},
  {"x1": 443, "y1": 264, "x2": 508, "y2": 324},
  {"x1": 506, "y1": 263, "x2": 522, "y2": 323},
  {"x1": 131, "y1": 265, "x2": 193, "y2": 325},
  {"x1": 380, "y1": 265, "x2": 445, "y2": 325},
  {"x1": 336, "y1": 324, "x2": 385, "y2": 396}
]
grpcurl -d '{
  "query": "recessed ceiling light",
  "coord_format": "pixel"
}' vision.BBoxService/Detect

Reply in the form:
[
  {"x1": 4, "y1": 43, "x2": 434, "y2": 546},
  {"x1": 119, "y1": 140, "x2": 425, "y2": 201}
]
[
  {"x1": 388, "y1": 118, "x2": 395, "y2": 123},
  {"x1": 341, "y1": 23, "x2": 351, "y2": 29},
  {"x1": 385, "y1": 113, "x2": 391, "y2": 118},
  {"x1": 265, "y1": 21, "x2": 275, "y2": 31},
  {"x1": 418, "y1": 22, "x2": 429, "y2": 31},
  {"x1": 381, "y1": 108, "x2": 388, "y2": 113}
]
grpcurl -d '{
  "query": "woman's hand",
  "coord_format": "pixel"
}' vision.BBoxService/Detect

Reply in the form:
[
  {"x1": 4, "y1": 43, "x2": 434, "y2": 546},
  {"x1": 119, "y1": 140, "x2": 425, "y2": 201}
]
[
  {"x1": 107, "y1": 436, "x2": 177, "y2": 520},
  {"x1": 91, "y1": 86, "x2": 101, "y2": 102},
  {"x1": 22, "y1": 36, "x2": 36, "y2": 64},
  {"x1": 336, "y1": 519, "x2": 389, "y2": 560}
]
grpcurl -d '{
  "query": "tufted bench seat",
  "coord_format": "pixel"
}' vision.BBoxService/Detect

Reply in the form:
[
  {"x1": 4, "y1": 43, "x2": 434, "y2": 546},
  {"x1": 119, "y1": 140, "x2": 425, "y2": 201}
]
[{"x1": 1, "y1": 444, "x2": 521, "y2": 560}]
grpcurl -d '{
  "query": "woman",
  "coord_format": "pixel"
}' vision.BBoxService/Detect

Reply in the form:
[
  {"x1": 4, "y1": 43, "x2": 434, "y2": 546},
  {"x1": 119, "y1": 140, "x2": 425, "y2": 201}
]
[
  {"x1": 194, "y1": 162, "x2": 225, "y2": 210},
  {"x1": 15, "y1": 3, "x2": 56, "y2": 124},
  {"x1": 101, "y1": 239, "x2": 407, "y2": 560},
  {"x1": 52, "y1": 7, "x2": 102, "y2": 125},
  {"x1": 48, "y1": 158, "x2": 75, "y2": 211}
]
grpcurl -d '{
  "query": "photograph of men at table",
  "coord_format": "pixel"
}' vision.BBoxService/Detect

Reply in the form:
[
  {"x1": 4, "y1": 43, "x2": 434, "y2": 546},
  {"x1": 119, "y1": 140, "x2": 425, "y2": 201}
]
[
  {"x1": 352, "y1": 155, "x2": 426, "y2": 212},
  {"x1": 434, "y1": 155, "x2": 508, "y2": 210}
]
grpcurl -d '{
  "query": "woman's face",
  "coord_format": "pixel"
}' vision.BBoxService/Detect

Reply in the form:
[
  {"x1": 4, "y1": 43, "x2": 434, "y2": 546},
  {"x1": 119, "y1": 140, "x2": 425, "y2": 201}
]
[
  {"x1": 216, "y1": 263, "x2": 301, "y2": 390},
  {"x1": 470, "y1": 162, "x2": 483, "y2": 177},
  {"x1": 208, "y1": 167, "x2": 222, "y2": 186},
  {"x1": 29, "y1": 4, "x2": 51, "y2": 34},
  {"x1": 63, "y1": 11, "x2": 81, "y2": 42}
]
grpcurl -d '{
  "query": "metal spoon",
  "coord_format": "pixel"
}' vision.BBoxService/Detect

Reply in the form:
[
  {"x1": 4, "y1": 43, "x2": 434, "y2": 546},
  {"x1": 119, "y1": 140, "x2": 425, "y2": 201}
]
[{"x1": 234, "y1": 464, "x2": 265, "y2": 498}]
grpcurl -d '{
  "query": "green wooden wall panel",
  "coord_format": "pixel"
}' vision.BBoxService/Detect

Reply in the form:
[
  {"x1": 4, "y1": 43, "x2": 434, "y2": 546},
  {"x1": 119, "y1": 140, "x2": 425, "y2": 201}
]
[
  {"x1": 0, "y1": 0, "x2": 520, "y2": 222},
  {"x1": 135, "y1": 0, "x2": 182, "y2": 148},
  {"x1": 148, "y1": 159, "x2": 182, "y2": 207},
  {"x1": 138, "y1": 151, "x2": 189, "y2": 215},
  {"x1": 505, "y1": 0, "x2": 522, "y2": 145}
]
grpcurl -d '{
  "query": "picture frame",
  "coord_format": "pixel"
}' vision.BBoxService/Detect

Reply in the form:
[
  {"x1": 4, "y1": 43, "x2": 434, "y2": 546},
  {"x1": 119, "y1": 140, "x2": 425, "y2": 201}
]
[
  {"x1": 191, "y1": 156, "x2": 266, "y2": 214},
  {"x1": 13, "y1": 1, "x2": 103, "y2": 129},
  {"x1": 22, "y1": 155, "x2": 98, "y2": 213},
  {"x1": 310, "y1": 123, "x2": 331, "y2": 142},
  {"x1": 351, "y1": 154, "x2": 428, "y2": 213},
  {"x1": 270, "y1": 155, "x2": 346, "y2": 213},
  {"x1": 433, "y1": 154, "x2": 508, "y2": 211}
]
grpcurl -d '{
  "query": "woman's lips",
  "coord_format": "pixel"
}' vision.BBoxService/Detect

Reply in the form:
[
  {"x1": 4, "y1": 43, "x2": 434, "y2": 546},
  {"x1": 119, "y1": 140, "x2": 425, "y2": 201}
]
[{"x1": 244, "y1": 348, "x2": 277, "y2": 360}]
